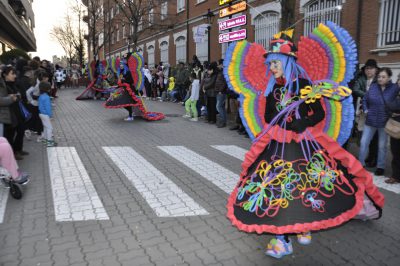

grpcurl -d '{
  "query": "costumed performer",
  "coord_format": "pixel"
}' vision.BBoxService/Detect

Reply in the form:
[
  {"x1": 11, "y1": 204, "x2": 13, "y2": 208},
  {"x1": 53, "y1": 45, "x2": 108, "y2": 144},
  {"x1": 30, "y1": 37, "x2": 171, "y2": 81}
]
[
  {"x1": 224, "y1": 23, "x2": 384, "y2": 259},
  {"x1": 103, "y1": 53, "x2": 165, "y2": 121}
]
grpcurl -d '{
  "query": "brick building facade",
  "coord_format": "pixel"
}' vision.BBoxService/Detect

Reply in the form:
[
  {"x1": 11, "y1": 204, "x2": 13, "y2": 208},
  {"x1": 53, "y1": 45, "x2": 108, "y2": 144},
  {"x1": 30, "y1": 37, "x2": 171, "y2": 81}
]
[{"x1": 87, "y1": 0, "x2": 400, "y2": 79}]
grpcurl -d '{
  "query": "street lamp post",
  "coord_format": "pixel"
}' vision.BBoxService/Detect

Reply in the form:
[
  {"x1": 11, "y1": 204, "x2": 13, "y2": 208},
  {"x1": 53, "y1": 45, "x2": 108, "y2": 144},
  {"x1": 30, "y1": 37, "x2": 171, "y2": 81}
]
[{"x1": 204, "y1": 9, "x2": 215, "y2": 63}]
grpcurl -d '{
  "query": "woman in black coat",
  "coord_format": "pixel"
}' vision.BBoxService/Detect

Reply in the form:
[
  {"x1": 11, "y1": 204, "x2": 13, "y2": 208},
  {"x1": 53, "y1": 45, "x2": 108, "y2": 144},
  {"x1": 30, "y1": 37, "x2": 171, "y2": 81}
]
[{"x1": 385, "y1": 87, "x2": 400, "y2": 184}]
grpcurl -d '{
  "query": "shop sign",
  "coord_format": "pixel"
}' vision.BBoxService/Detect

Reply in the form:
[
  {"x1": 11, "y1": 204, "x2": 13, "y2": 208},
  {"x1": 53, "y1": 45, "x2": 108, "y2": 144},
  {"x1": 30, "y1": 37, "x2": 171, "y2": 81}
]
[
  {"x1": 218, "y1": 15, "x2": 246, "y2": 31},
  {"x1": 219, "y1": 1, "x2": 246, "y2": 18},
  {"x1": 219, "y1": 29, "x2": 247, "y2": 43},
  {"x1": 219, "y1": 0, "x2": 234, "y2": 5}
]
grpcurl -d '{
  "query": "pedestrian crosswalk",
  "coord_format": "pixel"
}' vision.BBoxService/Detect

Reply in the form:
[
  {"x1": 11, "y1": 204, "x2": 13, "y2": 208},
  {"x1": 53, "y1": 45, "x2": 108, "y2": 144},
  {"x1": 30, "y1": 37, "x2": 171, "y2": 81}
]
[
  {"x1": 48, "y1": 147, "x2": 109, "y2": 221},
  {"x1": 103, "y1": 147, "x2": 208, "y2": 217},
  {"x1": 1, "y1": 145, "x2": 399, "y2": 224}
]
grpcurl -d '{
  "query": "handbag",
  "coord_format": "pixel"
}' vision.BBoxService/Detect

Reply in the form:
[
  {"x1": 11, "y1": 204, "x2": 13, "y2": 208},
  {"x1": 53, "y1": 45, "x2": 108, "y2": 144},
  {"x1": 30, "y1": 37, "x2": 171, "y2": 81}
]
[
  {"x1": 385, "y1": 116, "x2": 400, "y2": 139},
  {"x1": 19, "y1": 101, "x2": 32, "y2": 122},
  {"x1": 378, "y1": 88, "x2": 400, "y2": 138}
]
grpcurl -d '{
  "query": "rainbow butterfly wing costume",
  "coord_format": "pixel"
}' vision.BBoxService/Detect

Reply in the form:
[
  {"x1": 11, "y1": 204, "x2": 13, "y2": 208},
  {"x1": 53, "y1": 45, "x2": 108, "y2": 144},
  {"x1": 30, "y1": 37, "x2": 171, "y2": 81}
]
[
  {"x1": 103, "y1": 52, "x2": 165, "y2": 121},
  {"x1": 224, "y1": 22, "x2": 384, "y2": 234}
]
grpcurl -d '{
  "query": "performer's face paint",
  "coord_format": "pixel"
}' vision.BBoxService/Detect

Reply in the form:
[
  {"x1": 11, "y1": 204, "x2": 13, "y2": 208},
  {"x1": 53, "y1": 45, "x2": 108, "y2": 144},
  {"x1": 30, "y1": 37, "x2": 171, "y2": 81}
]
[{"x1": 270, "y1": 60, "x2": 283, "y2": 79}]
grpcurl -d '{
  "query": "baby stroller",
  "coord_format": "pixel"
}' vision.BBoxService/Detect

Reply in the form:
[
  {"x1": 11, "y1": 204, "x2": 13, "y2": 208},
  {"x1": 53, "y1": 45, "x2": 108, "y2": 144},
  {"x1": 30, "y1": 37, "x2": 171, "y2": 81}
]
[{"x1": 0, "y1": 167, "x2": 29, "y2": 200}]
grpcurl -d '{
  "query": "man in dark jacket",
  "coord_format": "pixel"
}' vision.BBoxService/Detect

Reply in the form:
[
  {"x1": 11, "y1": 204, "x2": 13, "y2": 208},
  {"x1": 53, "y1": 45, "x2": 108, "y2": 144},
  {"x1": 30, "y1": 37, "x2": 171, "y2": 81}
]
[
  {"x1": 215, "y1": 59, "x2": 228, "y2": 128},
  {"x1": 174, "y1": 62, "x2": 189, "y2": 101}
]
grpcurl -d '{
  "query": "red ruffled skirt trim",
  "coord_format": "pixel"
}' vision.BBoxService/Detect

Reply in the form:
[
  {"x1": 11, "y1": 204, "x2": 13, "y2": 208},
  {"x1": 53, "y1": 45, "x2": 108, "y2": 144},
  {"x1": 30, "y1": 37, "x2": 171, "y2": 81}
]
[{"x1": 226, "y1": 127, "x2": 384, "y2": 234}]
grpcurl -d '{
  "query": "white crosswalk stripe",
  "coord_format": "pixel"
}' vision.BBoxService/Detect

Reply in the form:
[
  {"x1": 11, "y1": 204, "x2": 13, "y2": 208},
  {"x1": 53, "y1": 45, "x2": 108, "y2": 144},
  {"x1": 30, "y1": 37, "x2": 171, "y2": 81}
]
[
  {"x1": 158, "y1": 146, "x2": 239, "y2": 194},
  {"x1": 103, "y1": 147, "x2": 209, "y2": 217},
  {"x1": 47, "y1": 147, "x2": 109, "y2": 221},
  {"x1": 213, "y1": 145, "x2": 400, "y2": 195},
  {"x1": 0, "y1": 187, "x2": 9, "y2": 223},
  {"x1": 211, "y1": 145, "x2": 246, "y2": 161}
]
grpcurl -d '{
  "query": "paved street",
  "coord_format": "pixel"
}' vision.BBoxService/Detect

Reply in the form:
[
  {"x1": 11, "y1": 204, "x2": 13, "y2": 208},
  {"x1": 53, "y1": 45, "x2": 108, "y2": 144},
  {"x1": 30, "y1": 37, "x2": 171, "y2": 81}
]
[{"x1": 1, "y1": 87, "x2": 400, "y2": 266}]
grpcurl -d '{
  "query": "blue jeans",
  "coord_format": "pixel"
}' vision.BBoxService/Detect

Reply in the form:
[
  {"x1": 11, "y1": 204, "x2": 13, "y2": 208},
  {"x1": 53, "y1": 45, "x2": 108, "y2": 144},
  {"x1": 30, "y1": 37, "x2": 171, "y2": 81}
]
[
  {"x1": 216, "y1": 93, "x2": 227, "y2": 124},
  {"x1": 358, "y1": 124, "x2": 388, "y2": 169}
]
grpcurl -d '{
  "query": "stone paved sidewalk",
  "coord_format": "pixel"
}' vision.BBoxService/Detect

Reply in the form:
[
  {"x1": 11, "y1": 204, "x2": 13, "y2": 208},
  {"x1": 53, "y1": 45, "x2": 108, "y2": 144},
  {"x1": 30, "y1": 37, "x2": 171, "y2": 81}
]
[{"x1": 0, "y1": 87, "x2": 399, "y2": 266}]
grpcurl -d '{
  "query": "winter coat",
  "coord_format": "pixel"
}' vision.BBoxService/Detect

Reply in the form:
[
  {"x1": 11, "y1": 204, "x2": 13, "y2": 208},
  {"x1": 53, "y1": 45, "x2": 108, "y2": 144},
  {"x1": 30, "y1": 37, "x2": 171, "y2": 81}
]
[
  {"x1": 214, "y1": 69, "x2": 228, "y2": 94},
  {"x1": 203, "y1": 72, "x2": 217, "y2": 97},
  {"x1": 0, "y1": 78, "x2": 14, "y2": 124},
  {"x1": 387, "y1": 89, "x2": 400, "y2": 123},
  {"x1": 363, "y1": 81, "x2": 400, "y2": 128},
  {"x1": 38, "y1": 93, "x2": 52, "y2": 117}
]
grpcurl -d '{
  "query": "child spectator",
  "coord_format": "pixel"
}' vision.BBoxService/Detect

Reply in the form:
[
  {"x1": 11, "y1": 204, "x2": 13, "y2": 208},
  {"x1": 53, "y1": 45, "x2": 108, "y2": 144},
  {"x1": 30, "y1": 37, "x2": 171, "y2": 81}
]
[
  {"x1": 182, "y1": 73, "x2": 200, "y2": 122},
  {"x1": 38, "y1": 82, "x2": 57, "y2": 147},
  {"x1": 166, "y1": 77, "x2": 175, "y2": 101}
]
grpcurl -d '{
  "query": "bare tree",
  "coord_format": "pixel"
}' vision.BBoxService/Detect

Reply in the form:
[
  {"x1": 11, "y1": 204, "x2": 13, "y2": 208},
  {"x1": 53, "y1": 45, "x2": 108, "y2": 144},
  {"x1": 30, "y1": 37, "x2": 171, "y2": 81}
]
[
  {"x1": 111, "y1": 0, "x2": 176, "y2": 52},
  {"x1": 51, "y1": 14, "x2": 78, "y2": 68},
  {"x1": 70, "y1": 0, "x2": 86, "y2": 67},
  {"x1": 85, "y1": 0, "x2": 107, "y2": 60}
]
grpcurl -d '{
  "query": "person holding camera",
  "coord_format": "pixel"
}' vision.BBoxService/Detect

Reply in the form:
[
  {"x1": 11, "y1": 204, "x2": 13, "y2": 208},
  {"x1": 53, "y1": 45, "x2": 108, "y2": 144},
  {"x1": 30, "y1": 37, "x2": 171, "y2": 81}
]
[{"x1": 1, "y1": 65, "x2": 27, "y2": 160}]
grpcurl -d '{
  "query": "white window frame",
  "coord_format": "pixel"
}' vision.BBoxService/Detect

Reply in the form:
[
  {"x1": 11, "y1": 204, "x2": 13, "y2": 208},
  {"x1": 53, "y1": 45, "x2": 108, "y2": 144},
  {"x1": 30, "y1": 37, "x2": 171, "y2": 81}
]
[
  {"x1": 378, "y1": 0, "x2": 400, "y2": 48},
  {"x1": 149, "y1": 8, "x2": 154, "y2": 25},
  {"x1": 193, "y1": 25, "x2": 208, "y2": 64},
  {"x1": 177, "y1": 0, "x2": 185, "y2": 13},
  {"x1": 147, "y1": 45, "x2": 155, "y2": 68},
  {"x1": 116, "y1": 25, "x2": 120, "y2": 42},
  {"x1": 110, "y1": 7, "x2": 114, "y2": 19},
  {"x1": 254, "y1": 11, "x2": 280, "y2": 50},
  {"x1": 175, "y1": 36, "x2": 186, "y2": 64},
  {"x1": 122, "y1": 24, "x2": 126, "y2": 39},
  {"x1": 161, "y1": 2, "x2": 168, "y2": 20},
  {"x1": 303, "y1": 0, "x2": 343, "y2": 36},
  {"x1": 160, "y1": 41, "x2": 169, "y2": 64}
]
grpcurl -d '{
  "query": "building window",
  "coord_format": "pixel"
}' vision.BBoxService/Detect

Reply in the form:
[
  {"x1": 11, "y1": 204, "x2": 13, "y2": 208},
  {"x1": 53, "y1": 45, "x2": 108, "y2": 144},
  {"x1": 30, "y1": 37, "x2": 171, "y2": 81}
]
[
  {"x1": 116, "y1": 25, "x2": 120, "y2": 42},
  {"x1": 122, "y1": 25, "x2": 126, "y2": 39},
  {"x1": 196, "y1": 34, "x2": 208, "y2": 64},
  {"x1": 175, "y1": 36, "x2": 186, "y2": 64},
  {"x1": 147, "y1": 45, "x2": 155, "y2": 68},
  {"x1": 161, "y1": 2, "x2": 168, "y2": 20},
  {"x1": 177, "y1": 0, "x2": 185, "y2": 13},
  {"x1": 254, "y1": 12, "x2": 280, "y2": 49},
  {"x1": 111, "y1": 32, "x2": 115, "y2": 44},
  {"x1": 110, "y1": 7, "x2": 114, "y2": 19},
  {"x1": 160, "y1": 41, "x2": 169, "y2": 64},
  {"x1": 303, "y1": 0, "x2": 343, "y2": 36},
  {"x1": 105, "y1": 11, "x2": 109, "y2": 22},
  {"x1": 149, "y1": 8, "x2": 154, "y2": 25},
  {"x1": 378, "y1": 0, "x2": 400, "y2": 47}
]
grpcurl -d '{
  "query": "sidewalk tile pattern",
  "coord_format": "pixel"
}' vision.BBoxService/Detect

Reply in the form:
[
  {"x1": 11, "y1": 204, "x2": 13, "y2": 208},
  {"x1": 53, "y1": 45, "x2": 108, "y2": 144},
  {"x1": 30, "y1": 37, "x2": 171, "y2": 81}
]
[
  {"x1": 47, "y1": 147, "x2": 109, "y2": 221},
  {"x1": 103, "y1": 146, "x2": 209, "y2": 217}
]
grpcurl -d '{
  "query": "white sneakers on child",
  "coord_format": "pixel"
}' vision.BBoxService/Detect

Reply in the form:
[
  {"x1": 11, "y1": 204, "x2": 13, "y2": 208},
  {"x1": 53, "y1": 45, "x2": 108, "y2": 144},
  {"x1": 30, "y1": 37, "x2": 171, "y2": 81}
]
[
  {"x1": 124, "y1": 116, "x2": 134, "y2": 121},
  {"x1": 182, "y1": 114, "x2": 191, "y2": 118},
  {"x1": 190, "y1": 118, "x2": 198, "y2": 122}
]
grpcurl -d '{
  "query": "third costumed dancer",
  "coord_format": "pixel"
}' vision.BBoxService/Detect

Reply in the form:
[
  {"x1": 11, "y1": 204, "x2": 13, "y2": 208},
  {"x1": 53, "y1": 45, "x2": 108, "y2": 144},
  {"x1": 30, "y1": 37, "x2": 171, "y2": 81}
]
[{"x1": 223, "y1": 22, "x2": 384, "y2": 258}]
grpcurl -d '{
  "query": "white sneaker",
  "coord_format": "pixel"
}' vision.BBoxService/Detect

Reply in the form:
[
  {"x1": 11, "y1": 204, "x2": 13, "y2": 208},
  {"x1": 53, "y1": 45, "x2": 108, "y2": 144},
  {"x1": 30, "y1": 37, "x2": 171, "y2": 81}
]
[
  {"x1": 24, "y1": 130, "x2": 32, "y2": 140},
  {"x1": 190, "y1": 118, "x2": 198, "y2": 122},
  {"x1": 124, "y1": 116, "x2": 134, "y2": 121},
  {"x1": 36, "y1": 136, "x2": 44, "y2": 142},
  {"x1": 182, "y1": 114, "x2": 191, "y2": 118}
]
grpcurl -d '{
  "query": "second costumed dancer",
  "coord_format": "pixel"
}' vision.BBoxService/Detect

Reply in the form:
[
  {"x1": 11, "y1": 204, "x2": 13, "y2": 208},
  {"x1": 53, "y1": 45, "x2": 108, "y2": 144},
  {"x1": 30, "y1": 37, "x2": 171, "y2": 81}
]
[
  {"x1": 103, "y1": 52, "x2": 165, "y2": 121},
  {"x1": 223, "y1": 22, "x2": 384, "y2": 258}
]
